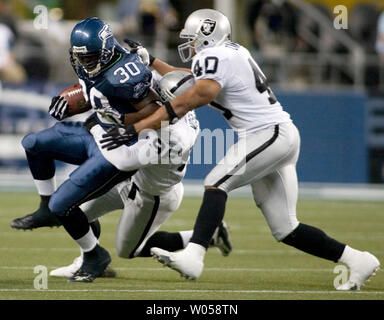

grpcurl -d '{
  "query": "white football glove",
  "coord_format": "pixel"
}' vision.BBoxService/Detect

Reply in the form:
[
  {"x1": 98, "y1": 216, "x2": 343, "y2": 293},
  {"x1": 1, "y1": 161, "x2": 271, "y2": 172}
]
[
  {"x1": 136, "y1": 46, "x2": 150, "y2": 66},
  {"x1": 123, "y1": 38, "x2": 153, "y2": 67},
  {"x1": 96, "y1": 107, "x2": 124, "y2": 124}
]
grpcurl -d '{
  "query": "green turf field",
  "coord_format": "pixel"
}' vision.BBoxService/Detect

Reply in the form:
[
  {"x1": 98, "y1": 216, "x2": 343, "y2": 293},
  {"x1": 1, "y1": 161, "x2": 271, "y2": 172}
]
[{"x1": 0, "y1": 192, "x2": 383, "y2": 300}]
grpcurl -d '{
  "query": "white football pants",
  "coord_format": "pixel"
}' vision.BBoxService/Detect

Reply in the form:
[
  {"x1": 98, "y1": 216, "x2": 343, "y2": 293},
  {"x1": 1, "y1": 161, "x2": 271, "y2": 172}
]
[
  {"x1": 205, "y1": 122, "x2": 301, "y2": 241},
  {"x1": 80, "y1": 180, "x2": 184, "y2": 257}
]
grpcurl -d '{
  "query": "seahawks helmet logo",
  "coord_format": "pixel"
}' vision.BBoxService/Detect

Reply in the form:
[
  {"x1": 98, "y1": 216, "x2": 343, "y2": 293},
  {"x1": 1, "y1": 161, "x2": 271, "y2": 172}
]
[
  {"x1": 98, "y1": 24, "x2": 112, "y2": 41},
  {"x1": 201, "y1": 19, "x2": 216, "y2": 36}
]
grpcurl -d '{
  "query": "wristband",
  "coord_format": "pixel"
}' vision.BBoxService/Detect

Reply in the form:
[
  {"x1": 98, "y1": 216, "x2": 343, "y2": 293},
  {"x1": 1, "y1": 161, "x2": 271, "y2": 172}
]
[
  {"x1": 164, "y1": 101, "x2": 179, "y2": 124},
  {"x1": 149, "y1": 54, "x2": 155, "y2": 66}
]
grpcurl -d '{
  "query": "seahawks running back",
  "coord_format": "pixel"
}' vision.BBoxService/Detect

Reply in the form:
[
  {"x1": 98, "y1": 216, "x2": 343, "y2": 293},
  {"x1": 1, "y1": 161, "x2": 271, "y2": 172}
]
[{"x1": 11, "y1": 18, "x2": 160, "y2": 280}]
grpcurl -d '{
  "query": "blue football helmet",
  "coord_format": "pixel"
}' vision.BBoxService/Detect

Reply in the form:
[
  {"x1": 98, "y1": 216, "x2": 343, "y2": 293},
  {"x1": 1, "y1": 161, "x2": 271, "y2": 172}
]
[{"x1": 69, "y1": 17, "x2": 116, "y2": 77}]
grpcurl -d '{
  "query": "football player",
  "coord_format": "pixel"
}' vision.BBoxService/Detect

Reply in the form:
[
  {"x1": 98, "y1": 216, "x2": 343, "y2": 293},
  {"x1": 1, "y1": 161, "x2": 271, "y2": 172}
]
[
  {"x1": 10, "y1": 17, "x2": 167, "y2": 280},
  {"x1": 100, "y1": 9, "x2": 380, "y2": 290},
  {"x1": 50, "y1": 70, "x2": 232, "y2": 280}
]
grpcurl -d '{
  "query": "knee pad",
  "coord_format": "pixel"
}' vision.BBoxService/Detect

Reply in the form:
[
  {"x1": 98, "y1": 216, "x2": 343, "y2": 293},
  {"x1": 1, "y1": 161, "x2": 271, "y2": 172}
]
[
  {"x1": 48, "y1": 193, "x2": 67, "y2": 217},
  {"x1": 48, "y1": 180, "x2": 82, "y2": 216},
  {"x1": 21, "y1": 132, "x2": 37, "y2": 153}
]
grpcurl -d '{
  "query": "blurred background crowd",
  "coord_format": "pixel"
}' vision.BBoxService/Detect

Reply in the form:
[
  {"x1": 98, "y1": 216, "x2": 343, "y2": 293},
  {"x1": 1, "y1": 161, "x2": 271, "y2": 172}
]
[
  {"x1": 1, "y1": 0, "x2": 384, "y2": 188},
  {"x1": 1, "y1": 0, "x2": 384, "y2": 90}
]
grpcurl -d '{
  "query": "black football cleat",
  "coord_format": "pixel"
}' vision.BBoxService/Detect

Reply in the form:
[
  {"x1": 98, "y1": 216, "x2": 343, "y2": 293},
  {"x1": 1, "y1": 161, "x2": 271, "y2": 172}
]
[
  {"x1": 10, "y1": 204, "x2": 62, "y2": 230},
  {"x1": 67, "y1": 245, "x2": 111, "y2": 283},
  {"x1": 210, "y1": 221, "x2": 233, "y2": 256}
]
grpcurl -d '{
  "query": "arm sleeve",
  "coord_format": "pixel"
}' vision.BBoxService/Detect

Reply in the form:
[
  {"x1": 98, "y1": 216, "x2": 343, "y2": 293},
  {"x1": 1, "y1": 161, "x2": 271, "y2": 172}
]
[{"x1": 90, "y1": 124, "x2": 156, "y2": 171}]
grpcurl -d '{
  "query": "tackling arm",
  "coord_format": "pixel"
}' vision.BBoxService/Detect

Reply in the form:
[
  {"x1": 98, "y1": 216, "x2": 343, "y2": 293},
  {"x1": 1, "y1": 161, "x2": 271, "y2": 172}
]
[
  {"x1": 134, "y1": 79, "x2": 221, "y2": 132},
  {"x1": 151, "y1": 58, "x2": 191, "y2": 76},
  {"x1": 123, "y1": 88, "x2": 161, "y2": 125}
]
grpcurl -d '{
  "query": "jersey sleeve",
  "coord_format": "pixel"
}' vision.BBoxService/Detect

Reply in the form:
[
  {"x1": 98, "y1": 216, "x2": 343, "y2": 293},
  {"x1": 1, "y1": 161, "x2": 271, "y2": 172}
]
[{"x1": 191, "y1": 49, "x2": 232, "y2": 88}]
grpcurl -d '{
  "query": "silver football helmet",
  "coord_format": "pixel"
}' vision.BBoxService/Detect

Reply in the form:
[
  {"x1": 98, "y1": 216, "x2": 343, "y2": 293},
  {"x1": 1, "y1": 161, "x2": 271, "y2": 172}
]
[
  {"x1": 178, "y1": 9, "x2": 232, "y2": 63},
  {"x1": 159, "y1": 70, "x2": 195, "y2": 102}
]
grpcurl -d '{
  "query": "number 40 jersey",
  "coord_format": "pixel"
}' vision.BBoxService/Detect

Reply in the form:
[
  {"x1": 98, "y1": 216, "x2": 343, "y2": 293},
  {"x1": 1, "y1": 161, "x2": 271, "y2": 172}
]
[{"x1": 191, "y1": 42, "x2": 291, "y2": 138}]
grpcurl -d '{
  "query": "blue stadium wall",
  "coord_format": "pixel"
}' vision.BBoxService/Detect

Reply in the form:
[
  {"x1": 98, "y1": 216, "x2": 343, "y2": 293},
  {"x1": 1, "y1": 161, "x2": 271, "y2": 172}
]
[
  {"x1": 185, "y1": 90, "x2": 368, "y2": 183},
  {"x1": 0, "y1": 86, "x2": 368, "y2": 183}
]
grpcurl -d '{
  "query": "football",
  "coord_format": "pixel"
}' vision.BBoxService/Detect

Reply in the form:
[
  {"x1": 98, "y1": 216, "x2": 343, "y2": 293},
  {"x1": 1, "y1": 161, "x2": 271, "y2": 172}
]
[{"x1": 59, "y1": 83, "x2": 91, "y2": 116}]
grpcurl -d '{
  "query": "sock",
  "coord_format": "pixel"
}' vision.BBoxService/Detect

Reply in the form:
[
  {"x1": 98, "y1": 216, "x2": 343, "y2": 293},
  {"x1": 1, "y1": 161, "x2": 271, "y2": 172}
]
[
  {"x1": 179, "y1": 230, "x2": 193, "y2": 248},
  {"x1": 40, "y1": 195, "x2": 51, "y2": 206},
  {"x1": 90, "y1": 219, "x2": 101, "y2": 239},
  {"x1": 138, "y1": 231, "x2": 184, "y2": 257},
  {"x1": 190, "y1": 188, "x2": 228, "y2": 249},
  {"x1": 282, "y1": 223, "x2": 346, "y2": 262},
  {"x1": 34, "y1": 177, "x2": 57, "y2": 196},
  {"x1": 77, "y1": 228, "x2": 98, "y2": 252},
  {"x1": 56, "y1": 207, "x2": 90, "y2": 241},
  {"x1": 25, "y1": 150, "x2": 55, "y2": 180}
]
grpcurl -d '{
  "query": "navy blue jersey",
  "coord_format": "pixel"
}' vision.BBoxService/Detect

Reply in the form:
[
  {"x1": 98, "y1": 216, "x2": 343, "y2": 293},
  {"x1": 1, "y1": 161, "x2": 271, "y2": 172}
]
[{"x1": 77, "y1": 47, "x2": 152, "y2": 119}]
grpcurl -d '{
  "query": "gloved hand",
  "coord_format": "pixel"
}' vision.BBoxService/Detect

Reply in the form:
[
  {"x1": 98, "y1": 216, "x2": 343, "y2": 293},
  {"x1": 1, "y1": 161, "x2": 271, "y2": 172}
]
[
  {"x1": 123, "y1": 38, "x2": 155, "y2": 66},
  {"x1": 96, "y1": 107, "x2": 124, "y2": 124},
  {"x1": 99, "y1": 124, "x2": 138, "y2": 150},
  {"x1": 83, "y1": 113, "x2": 99, "y2": 132},
  {"x1": 49, "y1": 96, "x2": 69, "y2": 121}
]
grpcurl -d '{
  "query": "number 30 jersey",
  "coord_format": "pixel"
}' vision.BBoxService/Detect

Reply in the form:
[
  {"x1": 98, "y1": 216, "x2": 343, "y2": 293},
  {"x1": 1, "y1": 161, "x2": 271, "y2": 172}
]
[
  {"x1": 191, "y1": 42, "x2": 291, "y2": 138},
  {"x1": 77, "y1": 46, "x2": 152, "y2": 127}
]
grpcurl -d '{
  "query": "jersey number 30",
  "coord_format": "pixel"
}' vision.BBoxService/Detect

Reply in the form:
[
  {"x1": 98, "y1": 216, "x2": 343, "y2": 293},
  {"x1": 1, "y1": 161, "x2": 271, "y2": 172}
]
[{"x1": 113, "y1": 62, "x2": 141, "y2": 83}]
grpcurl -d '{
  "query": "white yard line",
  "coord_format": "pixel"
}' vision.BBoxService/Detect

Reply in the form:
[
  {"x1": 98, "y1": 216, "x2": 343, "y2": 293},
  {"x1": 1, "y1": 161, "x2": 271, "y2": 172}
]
[
  {"x1": 0, "y1": 288, "x2": 383, "y2": 295},
  {"x1": 0, "y1": 247, "x2": 383, "y2": 256},
  {"x1": 0, "y1": 266, "x2": 336, "y2": 272}
]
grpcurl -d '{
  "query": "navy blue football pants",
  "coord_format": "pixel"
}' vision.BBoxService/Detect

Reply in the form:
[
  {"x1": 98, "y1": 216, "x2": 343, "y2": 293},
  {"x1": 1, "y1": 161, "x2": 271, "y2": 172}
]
[{"x1": 22, "y1": 121, "x2": 134, "y2": 216}]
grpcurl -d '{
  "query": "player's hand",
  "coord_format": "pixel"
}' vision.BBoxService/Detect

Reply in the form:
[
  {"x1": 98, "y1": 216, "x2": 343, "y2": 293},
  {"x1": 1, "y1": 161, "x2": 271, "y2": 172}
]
[
  {"x1": 49, "y1": 96, "x2": 69, "y2": 121},
  {"x1": 99, "y1": 124, "x2": 138, "y2": 150},
  {"x1": 123, "y1": 38, "x2": 154, "y2": 66},
  {"x1": 83, "y1": 113, "x2": 99, "y2": 132},
  {"x1": 95, "y1": 107, "x2": 124, "y2": 124}
]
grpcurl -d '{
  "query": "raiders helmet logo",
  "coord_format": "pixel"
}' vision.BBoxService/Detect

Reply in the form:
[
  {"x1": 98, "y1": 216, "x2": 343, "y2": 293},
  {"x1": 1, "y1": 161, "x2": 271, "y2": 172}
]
[{"x1": 201, "y1": 19, "x2": 216, "y2": 36}]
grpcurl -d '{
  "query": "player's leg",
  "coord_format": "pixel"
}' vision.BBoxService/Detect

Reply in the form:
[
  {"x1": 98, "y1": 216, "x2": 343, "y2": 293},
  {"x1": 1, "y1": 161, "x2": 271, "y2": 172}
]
[
  {"x1": 11, "y1": 122, "x2": 91, "y2": 229},
  {"x1": 50, "y1": 187, "x2": 124, "y2": 278},
  {"x1": 140, "y1": 221, "x2": 232, "y2": 257},
  {"x1": 151, "y1": 123, "x2": 294, "y2": 279},
  {"x1": 114, "y1": 182, "x2": 183, "y2": 258},
  {"x1": 49, "y1": 149, "x2": 134, "y2": 282},
  {"x1": 114, "y1": 180, "x2": 232, "y2": 259},
  {"x1": 252, "y1": 164, "x2": 380, "y2": 290}
]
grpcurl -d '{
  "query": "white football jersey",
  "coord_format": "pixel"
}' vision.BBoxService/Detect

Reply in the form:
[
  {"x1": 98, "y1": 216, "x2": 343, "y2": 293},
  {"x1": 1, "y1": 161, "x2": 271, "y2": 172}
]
[
  {"x1": 192, "y1": 42, "x2": 291, "y2": 138},
  {"x1": 91, "y1": 70, "x2": 200, "y2": 196},
  {"x1": 133, "y1": 111, "x2": 200, "y2": 195},
  {"x1": 131, "y1": 70, "x2": 199, "y2": 195}
]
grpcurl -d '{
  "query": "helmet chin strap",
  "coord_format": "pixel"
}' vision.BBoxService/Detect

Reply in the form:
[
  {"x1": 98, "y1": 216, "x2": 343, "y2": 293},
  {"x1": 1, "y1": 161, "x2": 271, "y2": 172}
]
[{"x1": 87, "y1": 63, "x2": 102, "y2": 77}]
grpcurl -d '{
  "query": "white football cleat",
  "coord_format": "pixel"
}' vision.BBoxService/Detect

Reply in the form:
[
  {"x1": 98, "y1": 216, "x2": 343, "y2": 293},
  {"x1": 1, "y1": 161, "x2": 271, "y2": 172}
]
[
  {"x1": 151, "y1": 247, "x2": 204, "y2": 280},
  {"x1": 50, "y1": 256, "x2": 82, "y2": 278},
  {"x1": 337, "y1": 251, "x2": 380, "y2": 290}
]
